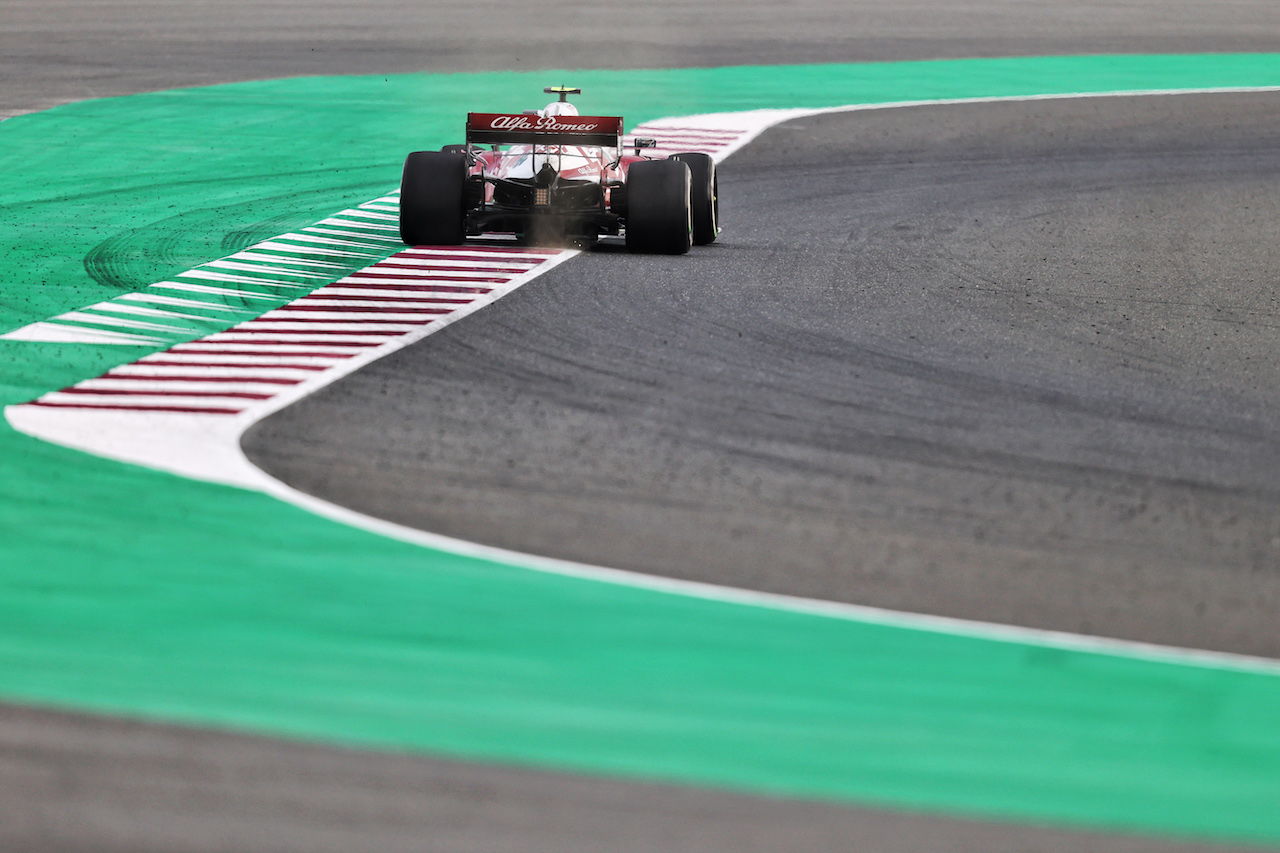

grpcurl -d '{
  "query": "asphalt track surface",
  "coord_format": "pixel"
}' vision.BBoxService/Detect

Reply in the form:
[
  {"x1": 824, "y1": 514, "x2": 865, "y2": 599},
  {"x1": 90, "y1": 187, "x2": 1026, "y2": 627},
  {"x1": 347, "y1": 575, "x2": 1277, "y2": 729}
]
[
  {"x1": 252, "y1": 93, "x2": 1280, "y2": 662},
  {"x1": 8, "y1": 2, "x2": 1280, "y2": 852}
]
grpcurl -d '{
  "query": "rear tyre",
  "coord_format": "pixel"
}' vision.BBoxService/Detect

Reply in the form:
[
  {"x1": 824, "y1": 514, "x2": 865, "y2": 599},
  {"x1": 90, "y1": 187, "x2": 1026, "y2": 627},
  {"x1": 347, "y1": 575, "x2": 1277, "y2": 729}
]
[
  {"x1": 400, "y1": 151, "x2": 466, "y2": 245},
  {"x1": 672, "y1": 153, "x2": 718, "y2": 245},
  {"x1": 625, "y1": 160, "x2": 692, "y2": 255}
]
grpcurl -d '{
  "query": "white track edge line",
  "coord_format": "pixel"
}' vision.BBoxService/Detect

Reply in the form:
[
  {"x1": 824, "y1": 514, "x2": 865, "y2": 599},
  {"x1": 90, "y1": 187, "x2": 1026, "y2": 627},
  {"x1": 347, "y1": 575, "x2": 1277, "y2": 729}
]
[
  {"x1": 247, "y1": 467, "x2": 1280, "y2": 677},
  {"x1": 241, "y1": 85, "x2": 1277, "y2": 676},
  {"x1": 225, "y1": 249, "x2": 582, "y2": 425},
  {"x1": 178, "y1": 85, "x2": 1280, "y2": 676},
  {"x1": 701, "y1": 86, "x2": 1280, "y2": 161},
  {"x1": 14, "y1": 84, "x2": 1280, "y2": 677}
]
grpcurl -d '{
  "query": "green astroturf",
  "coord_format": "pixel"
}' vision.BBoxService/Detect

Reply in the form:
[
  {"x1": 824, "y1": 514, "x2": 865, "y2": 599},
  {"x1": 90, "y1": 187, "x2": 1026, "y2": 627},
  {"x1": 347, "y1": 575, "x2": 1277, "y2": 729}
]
[{"x1": 3, "y1": 55, "x2": 1280, "y2": 844}]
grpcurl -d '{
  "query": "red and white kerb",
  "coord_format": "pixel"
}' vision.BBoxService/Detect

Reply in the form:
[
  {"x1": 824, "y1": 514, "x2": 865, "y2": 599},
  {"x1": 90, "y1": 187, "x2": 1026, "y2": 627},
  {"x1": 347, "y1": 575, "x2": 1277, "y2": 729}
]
[{"x1": 25, "y1": 246, "x2": 562, "y2": 417}]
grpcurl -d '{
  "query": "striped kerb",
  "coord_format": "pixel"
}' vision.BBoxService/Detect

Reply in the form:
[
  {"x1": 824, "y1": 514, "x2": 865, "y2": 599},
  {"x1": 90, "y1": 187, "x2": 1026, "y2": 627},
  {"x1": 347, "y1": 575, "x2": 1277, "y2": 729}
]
[{"x1": 8, "y1": 117, "x2": 754, "y2": 420}]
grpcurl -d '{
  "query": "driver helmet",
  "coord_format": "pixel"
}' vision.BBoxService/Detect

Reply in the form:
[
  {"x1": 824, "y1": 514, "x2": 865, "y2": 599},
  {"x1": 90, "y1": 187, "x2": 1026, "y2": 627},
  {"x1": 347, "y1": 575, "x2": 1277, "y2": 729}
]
[{"x1": 541, "y1": 100, "x2": 580, "y2": 118}]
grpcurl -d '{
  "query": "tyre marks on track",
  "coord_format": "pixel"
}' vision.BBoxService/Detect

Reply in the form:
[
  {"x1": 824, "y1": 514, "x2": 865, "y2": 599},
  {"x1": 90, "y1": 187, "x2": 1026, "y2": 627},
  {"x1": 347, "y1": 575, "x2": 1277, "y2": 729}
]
[
  {"x1": 1, "y1": 114, "x2": 750, "y2": 350},
  {"x1": 3, "y1": 114, "x2": 763, "y2": 483},
  {"x1": 0, "y1": 196, "x2": 408, "y2": 346},
  {"x1": 24, "y1": 246, "x2": 560, "y2": 417},
  {"x1": 4, "y1": 238, "x2": 577, "y2": 486}
]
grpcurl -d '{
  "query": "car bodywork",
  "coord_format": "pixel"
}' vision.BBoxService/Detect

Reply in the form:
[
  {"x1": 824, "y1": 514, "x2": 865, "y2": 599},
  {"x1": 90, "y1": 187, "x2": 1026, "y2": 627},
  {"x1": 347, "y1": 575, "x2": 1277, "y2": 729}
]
[
  {"x1": 461, "y1": 111, "x2": 636, "y2": 241},
  {"x1": 399, "y1": 87, "x2": 718, "y2": 253}
]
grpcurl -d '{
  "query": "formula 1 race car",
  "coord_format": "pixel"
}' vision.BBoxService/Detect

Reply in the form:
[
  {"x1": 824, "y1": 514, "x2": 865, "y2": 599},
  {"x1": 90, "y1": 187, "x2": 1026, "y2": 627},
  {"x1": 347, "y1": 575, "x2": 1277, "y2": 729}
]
[{"x1": 399, "y1": 86, "x2": 718, "y2": 254}]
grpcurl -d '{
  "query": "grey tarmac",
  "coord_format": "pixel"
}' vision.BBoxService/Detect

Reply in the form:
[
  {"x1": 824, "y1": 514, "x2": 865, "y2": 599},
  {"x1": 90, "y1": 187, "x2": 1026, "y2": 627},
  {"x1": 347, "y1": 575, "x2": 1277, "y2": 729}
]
[
  {"x1": 0, "y1": 703, "x2": 1257, "y2": 853},
  {"x1": 7, "y1": 1, "x2": 1280, "y2": 851},
  {"x1": 242, "y1": 93, "x2": 1280, "y2": 851},
  {"x1": 250, "y1": 93, "x2": 1280, "y2": 660},
  {"x1": 5, "y1": 0, "x2": 1280, "y2": 118}
]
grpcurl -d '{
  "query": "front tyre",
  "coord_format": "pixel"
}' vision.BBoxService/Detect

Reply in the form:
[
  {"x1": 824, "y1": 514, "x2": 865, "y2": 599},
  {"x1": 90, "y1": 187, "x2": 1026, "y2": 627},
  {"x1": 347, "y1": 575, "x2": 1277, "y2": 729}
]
[
  {"x1": 625, "y1": 159, "x2": 692, "y2": 255},
  {"x1": 400, "y1": 151, "x2": 466, "y2": 246},
  {"x1": 671, "y1": 152, "x2": 718, "y2": 245}
]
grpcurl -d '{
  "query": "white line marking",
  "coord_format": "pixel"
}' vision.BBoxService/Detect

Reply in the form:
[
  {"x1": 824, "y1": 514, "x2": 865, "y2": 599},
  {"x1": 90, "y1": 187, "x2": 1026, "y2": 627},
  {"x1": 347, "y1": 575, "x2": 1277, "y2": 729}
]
[
  {"x1": 315, "y1": 287, "x2": 483, "y2": 300},
  {"x1": 253, "y1": 466, "x2": 1280, "y2": 679},
  {"x1": 235, "y1": 322, "x2": 430, "y2": 332},
  {"x1": 109, "y1": 365, "x2": 318, "y2": 379},
  {"x1": 229, "y1": 251, "x2": 346, "y2": 269},
  {"x1": 0, "y1": 322, "x2": 165, "y2": 345},
  {"x1": 340, "y1": 209, "x2": 399, "y2": 222},
  {"x1": 89, "y1": 302, "x2": 223, "y2": 324},
  {"x1": 306, "y1": 226, "x2": 402, "y2": 242},
  {"x1": 288, "y1": 299, "x2": 463, "y2": 309},
  {"x1": 9, "y1": 86, "x2": 1280, "y2": 676},
  {"x1": 141, "y1": 353, "x2": 346, "y2": 366},
  {"x1": 368, "y1": 257, "x2": 537, "y2": 270},
  {"x1": 57, "y1": 311, "x2": 191, "y2": 334},
  {"x1": 119, "y1": 293, "x2": 254, "y2": 314},
  {"x1": 276, "y1": 232, "x2": 390, "y2": 250},
  {"x1": 205, "y1": 260, "x2": 332, "y2": 279},
  {"x1": 173, "y1": 343, "x2": 361, "y2": 355},
  {"x1": 317, "y1": 218, "x2": 401, "y2": 233},
  {"x1": 204, "y1": 332, "x2": 400, "y2": 344},
  {"x1": 178, "y1": 270, "x2": 309, "y2": 288},
  {"x1": 36, "y1": 394, "x2": 253, "y2": 408},
  {"x1": 150, "y1": 281, "x2": 282, "y2": 300},
  {"x1": 80, "y1": 379, "x2": 308, "y2": 392},
  {"x1": 262, "y1": 311, "x2": 444, "y2": 321}
]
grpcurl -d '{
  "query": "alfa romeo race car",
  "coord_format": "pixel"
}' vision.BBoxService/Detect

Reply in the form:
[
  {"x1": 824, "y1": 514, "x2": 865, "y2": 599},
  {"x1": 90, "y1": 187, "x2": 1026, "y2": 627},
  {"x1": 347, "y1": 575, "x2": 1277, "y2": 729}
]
[{"x1": 399, "y1": 86, "x2": 718, "y2": 254}]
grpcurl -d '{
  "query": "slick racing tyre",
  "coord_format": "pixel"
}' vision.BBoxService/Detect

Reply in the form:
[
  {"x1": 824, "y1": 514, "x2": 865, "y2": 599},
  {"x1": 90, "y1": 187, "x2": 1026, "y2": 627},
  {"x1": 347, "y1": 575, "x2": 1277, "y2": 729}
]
[
  {"x1": 400, "y1": 151, "x2": 467, "y2": 245},
  {"x1": 671, "y1": 152, "x2": 718, "y2": 245},
  {"x1": 625, "y1": 159, "x2": 692, "y2": 254}
]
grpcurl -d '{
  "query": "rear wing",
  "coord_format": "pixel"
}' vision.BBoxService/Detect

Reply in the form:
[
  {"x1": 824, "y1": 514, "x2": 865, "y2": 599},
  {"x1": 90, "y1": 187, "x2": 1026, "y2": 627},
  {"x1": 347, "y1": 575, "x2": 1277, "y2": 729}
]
[{"x1": 466, "y1": 113, "x2": 623, "y2": 147}]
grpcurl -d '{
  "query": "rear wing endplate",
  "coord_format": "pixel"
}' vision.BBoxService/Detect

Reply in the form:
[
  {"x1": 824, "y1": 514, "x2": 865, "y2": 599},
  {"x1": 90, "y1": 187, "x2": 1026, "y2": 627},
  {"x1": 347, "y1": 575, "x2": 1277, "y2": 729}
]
[{"x1": 467, "y1": 113, "x2": 623, "y2": 147}]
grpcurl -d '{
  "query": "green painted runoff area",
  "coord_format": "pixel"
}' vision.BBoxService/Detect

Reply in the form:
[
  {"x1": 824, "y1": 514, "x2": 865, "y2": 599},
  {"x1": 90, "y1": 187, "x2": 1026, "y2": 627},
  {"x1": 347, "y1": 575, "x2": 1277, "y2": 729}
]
[{"x1": 3, "y1": 55, "x2": 1280, "y2": 844}]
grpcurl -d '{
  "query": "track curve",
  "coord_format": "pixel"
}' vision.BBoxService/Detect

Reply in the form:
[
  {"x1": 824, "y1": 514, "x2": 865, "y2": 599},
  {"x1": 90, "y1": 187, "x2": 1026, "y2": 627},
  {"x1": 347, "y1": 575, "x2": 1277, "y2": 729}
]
[
  {"x1": 246, "y1": 91, "x2": 1280, "y2": 659},
  {"x1": 9, "y1": 2, "x2": 1280, "y2": 852}
]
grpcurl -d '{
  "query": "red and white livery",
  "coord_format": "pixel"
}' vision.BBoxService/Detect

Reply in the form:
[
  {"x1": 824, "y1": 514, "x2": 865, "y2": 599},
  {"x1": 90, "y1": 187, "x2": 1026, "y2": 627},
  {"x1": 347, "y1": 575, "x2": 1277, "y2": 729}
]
[{"x1": 399, "y1": 87, "x2": 718, "y2": 254}]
